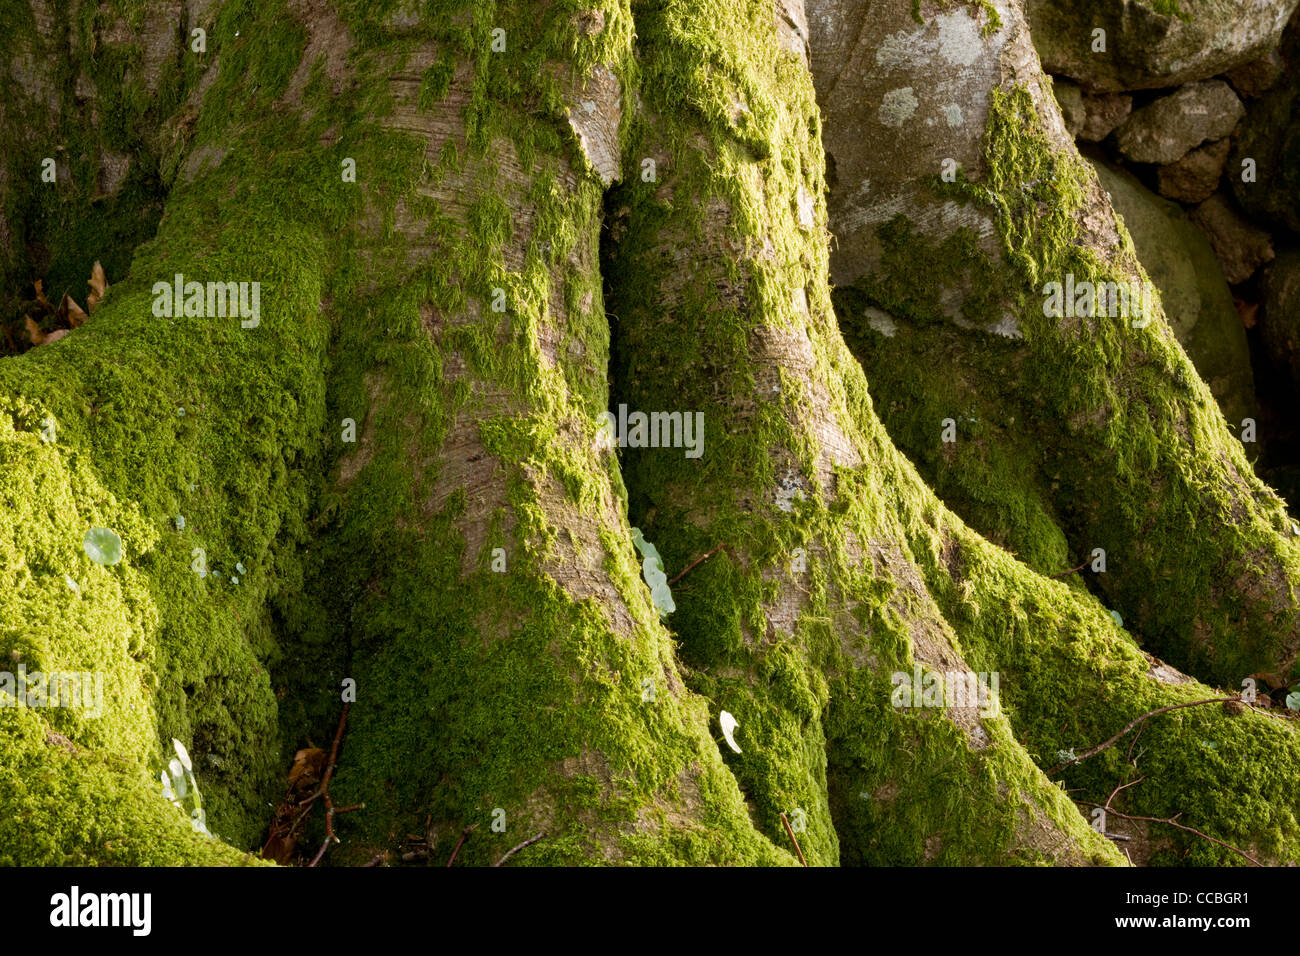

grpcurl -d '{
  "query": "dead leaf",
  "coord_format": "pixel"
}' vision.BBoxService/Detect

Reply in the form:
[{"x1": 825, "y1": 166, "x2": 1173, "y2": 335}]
[
  {"x1": 61, "y1": 294, "x2": 88, "y2": 328},
  {"x1": 87, "y1": 261, "x2": 107, "y2": 314},
  {"x1": 34, "y1": 279, "x2": 51, "y2": 312},
  {"x1": 261, "y1": 831, "x2": 298, "y2": 866},
  {"x1": 1250, "y1": 671, "x2": 1286, "y2": 690},
  {"x1": 288, "y1": 747, "x2": 327, "y2": 792},
  {"x1": 24, "y1": 316, "x2": 45, "y2": 345},
  {"x1": 44, "y1": 329, "x2": 69, "y2": 343}
]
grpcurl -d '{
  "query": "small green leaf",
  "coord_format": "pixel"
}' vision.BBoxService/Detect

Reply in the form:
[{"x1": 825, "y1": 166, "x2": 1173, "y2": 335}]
[
  {"x1": 631, "y1": 529, "x2": 674, "y2": 616},
  {"x1": 1286, "y1": 691, "x2": 1300, "y2": 712},
  {"x1": 83, "y1": 527, "x2": 122, "y2": 566}
]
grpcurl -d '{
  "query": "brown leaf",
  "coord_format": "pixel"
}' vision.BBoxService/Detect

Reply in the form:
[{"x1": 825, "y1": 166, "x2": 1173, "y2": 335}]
[
  {"x1": 87, "y1": 261, "x2": 107, "y2": 314},
  {"x1": 24, "y1": 316, "x2": 45, "y2": 345},
  {"x1": 1250, "y1": 671, "x2": 1286, "y2": 690},
  {"x1": 288, "y1": 747, "x2": 326, "y2": 792},
  {"x1": 44, "y1": 329, "x2": 69, "y2": 343},
  {"x1": 62, "y1": 294, "x2": 88, "y2": 328},
  {"x1": 260, "y1": 831, "x2": 298, "y2": 866},
  {"x1": 33, "y1": 279, "x2": 51, "y2": 313}
]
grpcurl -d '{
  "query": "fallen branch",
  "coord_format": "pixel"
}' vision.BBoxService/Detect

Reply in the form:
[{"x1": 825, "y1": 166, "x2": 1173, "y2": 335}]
[
  {"x1": 1076, "y1": 801, "x2": 1261, "y2": 867},
  {"x1": 1051, "y1": 558, "x2": 1091, "y2": 578},
  {"x1": 446, "y1": 824, "x2": 478, "y2": 867},
  {"x1": 493, "y1": 832, "x2": 546, "y2": 867},
  {"x1": 1104, "y1": 774, "x2": 1146, "y2": 810},
  {"x1": 779, "y1": 812, "x2": 808, "y2": 867},
  {"x1": 668, "y1": 544, "x2": 726, "y2": 587},
  {"x1": 1049, "y1": 697, "x2": 1238, "y2": 775},
  {"x1": 307, "y1": 702, "x2": 352, "y2": 868}
]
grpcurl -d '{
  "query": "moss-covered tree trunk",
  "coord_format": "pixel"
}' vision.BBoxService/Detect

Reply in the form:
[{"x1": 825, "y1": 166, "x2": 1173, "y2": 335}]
[
  {"x1": 2, "y1": 0, "x2": 1300, "y2": 867},
  {"x1": 811, "y1": 0, "x2": 1300, "y2": 687}
]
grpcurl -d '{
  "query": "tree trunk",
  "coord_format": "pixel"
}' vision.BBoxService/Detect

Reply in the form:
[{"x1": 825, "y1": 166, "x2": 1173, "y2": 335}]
[
  {"x1": 2, "y1": 0, "x2": 1299, "y2": 867},
  {"x1": 811, "y1": 0, "x2": 1300, "y2": 687}
]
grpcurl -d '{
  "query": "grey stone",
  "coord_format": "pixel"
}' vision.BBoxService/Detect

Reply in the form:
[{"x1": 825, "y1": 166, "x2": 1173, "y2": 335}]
[
  {"x1": 1053, "y1": 77, "x2": 1085, "y2": 136},
  {"x1": 1189, "y1": 193, "x2": 1276, "y2": 284},
  {"x1": 1156, "y1": 137, "x2": 1230, "y2": 204},
  {"x1": 1079, "y1": 91, "x2": 1132, "y2": 142},
  {"x1": 1115, "y1": 81, "x2": 1244, "y2": 164},
  {"x1": 1262, "y1": 248, "x2": 1300, "y2": 384},
  {"x1": 1230, "y1": 16, "x2": 1300, "y2": 234},
  {"x1": 1025, "y1": 0, "x2": 1300, "y2": 92},
  {"x1": 1226, "y1": 50, "x2": 1286, "y2": 99}
]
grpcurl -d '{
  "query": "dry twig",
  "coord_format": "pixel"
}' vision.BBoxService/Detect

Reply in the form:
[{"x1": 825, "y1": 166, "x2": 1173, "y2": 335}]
[
  {"x1": 668, "y1": 544, "x2": 726, "y2": 587},
  {"x1": 307, "y1": 703, "x2": 352, "y2": 867},
  {"x1": 779, "y1": 812, "x2": 807, "y2": 867},
  {"x1": 1049, "y1": 697, "x2": 1238, "y2": 775},
  {"x1": 446, "y1": 824, "x2": 478, "y2": 867},
  {"x1": 493, "y1": 832, "x2": 546, "y2": 867}
]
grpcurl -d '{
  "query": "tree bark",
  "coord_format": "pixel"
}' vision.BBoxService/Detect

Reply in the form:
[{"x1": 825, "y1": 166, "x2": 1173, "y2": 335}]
[
  {"x1": 811, "y1": 0, "x2": 1300, "y2": 688},
  {"x1": 1, "y1": 0, "x2": 1299, "y2": 867},
  {"x1": 605, "y1": 0, "x2": 1115, "y2": 864}
]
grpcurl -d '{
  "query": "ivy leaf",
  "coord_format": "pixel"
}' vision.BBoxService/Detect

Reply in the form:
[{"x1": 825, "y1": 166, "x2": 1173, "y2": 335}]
[
  {"x1": 1286, "y1": 692, "x2": 1300, "y2": 712},
  {"x1": 170, "y1": 763, "x2": 189, "y2": 800},
  {"x1": 630, "y1": 528, "x2": 661, "y2": 567},
  {"x1": 631, "y1": 528, "x2": 675, "y2": 616},
  {"x1": 173, "y1": 738, "x2": 193, "y2": 772},
  {"x1": 650, "y1": 581, "x2": 675, "y2": 615}
]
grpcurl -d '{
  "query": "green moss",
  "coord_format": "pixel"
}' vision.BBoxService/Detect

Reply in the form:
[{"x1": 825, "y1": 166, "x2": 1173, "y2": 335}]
[
  {"x1": 1138, "y1": 0, "x2": 1192, "y2": 21},
  {"x1": 0, "y1": 0, "x2": 351, "y2": 860},
  {"x1": 602, "y1": 0, "x2": 1118, "y2": 865},
  {"x1": 910, "y1": 0, "x2": 1003, "y2": 35},
  {"x1": 418, "y1": 58, "x2": 457, "y2": 109},
  {"x1": 253, "y1": 0, "x2": 791, "y2": 865},
  {"x1": 823, "y1": 80, "x2": 1300, "y2": 862},
  {"x1": 1, "y1": 0, "x2": 1286, "y2": 868},
  {"x1": 837, "y1": 83, "x2": 1300, "y2": 689}
]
